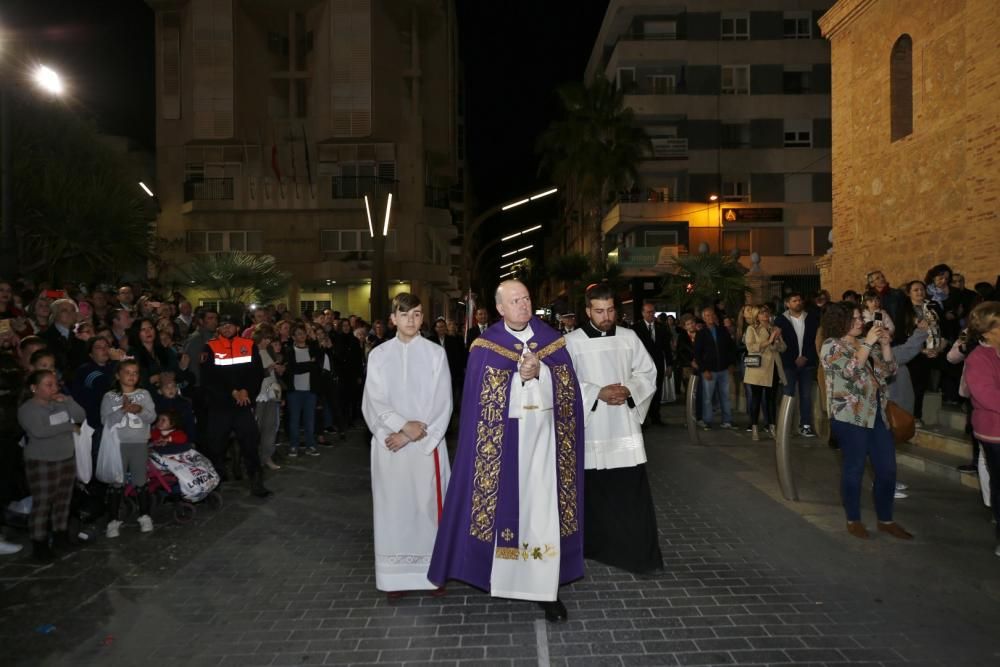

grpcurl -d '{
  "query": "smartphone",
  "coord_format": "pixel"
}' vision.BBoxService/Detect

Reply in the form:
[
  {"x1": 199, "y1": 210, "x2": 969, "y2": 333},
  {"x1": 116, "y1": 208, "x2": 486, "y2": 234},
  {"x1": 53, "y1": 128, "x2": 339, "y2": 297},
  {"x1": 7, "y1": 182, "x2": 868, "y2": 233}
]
[{"x1": 874, "y1": 311, "x2": 883, "y2": 323}]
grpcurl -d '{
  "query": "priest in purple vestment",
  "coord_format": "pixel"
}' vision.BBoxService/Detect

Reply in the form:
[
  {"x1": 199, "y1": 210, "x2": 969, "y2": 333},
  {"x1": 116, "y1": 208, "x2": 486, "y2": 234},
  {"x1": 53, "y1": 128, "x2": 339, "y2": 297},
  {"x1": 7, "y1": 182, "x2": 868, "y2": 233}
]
[{"x1": 429, "y1": 280, "x2": 585, "y2": 623}]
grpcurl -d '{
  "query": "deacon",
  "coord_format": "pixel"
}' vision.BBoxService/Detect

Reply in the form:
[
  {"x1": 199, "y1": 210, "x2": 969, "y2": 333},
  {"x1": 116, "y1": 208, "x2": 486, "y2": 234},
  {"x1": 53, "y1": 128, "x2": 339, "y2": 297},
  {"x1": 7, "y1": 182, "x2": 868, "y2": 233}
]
[
  {"x1": 429, "y1": 280, "x2": 584, "y2": 623},
  {"x1": 565, "y1": 284, "x2": 664, "y2": 575},
  {"x1": 362, "y1": 293, "x2": 452, "y2": 598}
]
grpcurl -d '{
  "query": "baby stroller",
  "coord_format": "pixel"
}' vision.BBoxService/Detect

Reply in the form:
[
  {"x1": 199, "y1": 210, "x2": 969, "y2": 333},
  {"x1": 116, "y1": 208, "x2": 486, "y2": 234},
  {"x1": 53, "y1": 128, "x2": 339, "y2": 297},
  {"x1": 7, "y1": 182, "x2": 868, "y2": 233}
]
[{"x1": 124, "y1": 445, "x2": 222, "y2": 523}]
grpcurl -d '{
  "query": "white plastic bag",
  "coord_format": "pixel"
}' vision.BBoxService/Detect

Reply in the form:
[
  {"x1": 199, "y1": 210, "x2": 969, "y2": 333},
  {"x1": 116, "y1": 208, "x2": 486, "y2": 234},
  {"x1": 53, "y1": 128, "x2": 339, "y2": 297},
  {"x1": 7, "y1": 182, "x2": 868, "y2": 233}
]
[
  {"x1": 95, "y1": 424, "x2": 124, "y2": 485},
  {"x1": 979, "y1": 448, "x2": 991, "y2": 508},
  {"x1": 662, "y1": 372, "x2": 677, "y2": 404},
  {"x1": 73, "y1": 421, "x2": 95, "y2": 483},
  {"x1": 149, "y1": 449, "x2": 219, "y2": 502}
]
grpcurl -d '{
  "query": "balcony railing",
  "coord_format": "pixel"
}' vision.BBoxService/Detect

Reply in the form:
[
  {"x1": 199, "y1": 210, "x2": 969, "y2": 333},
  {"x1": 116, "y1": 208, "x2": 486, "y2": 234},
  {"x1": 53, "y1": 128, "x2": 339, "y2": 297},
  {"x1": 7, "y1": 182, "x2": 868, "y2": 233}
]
[
  {"x1": 619, "y1": 30, "x2": 678, "y2": 42},
  {"x1": 331, "y1": 176, "x2": 398, "y2": 200},
  {"x1": 616, "y1": 188, "x2": 685, "y2": 204},
  {"x1": 651, "y1": 137, "x2": 688, "y2": 160},
  {"x1": 183, "y1": 178, "x2": 234, "y2": 202}
]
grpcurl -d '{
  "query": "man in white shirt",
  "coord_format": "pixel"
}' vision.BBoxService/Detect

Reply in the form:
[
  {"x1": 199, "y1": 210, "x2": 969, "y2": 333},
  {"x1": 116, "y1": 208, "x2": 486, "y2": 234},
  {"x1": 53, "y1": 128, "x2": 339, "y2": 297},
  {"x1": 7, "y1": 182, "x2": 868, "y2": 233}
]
[
  {"x1": 566, "y1": 284, "x2": 663, "y2": 574},
  {"x1": 362, "y1": 293, "x2": 452, "y2": 598}
]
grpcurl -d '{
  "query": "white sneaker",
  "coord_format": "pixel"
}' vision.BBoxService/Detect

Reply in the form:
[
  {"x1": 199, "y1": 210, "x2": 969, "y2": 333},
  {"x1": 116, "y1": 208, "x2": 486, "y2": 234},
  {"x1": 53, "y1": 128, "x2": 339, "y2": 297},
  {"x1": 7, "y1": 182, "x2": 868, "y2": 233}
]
[
  {"x1": 914, "y1": 419, "x2": 925, "y2": 429},
  {"x1": 895, "y1": 482, "x2": 908, "y2": 491},
  {"x1": 106, "y1": 520, "x2": 122, "y2": 539},
  {"x1": 894, "y1": 490, "x2": 908, "y2": 499},
  {"x1": 721, "y1": 422, "x2": 736, "y2": 430},
  {"x1": 138, "y1": 515, "x2": 154, "y2": 533},
  {"x1": 0, "y1": 539, "x2": 23, "y2": 555}
]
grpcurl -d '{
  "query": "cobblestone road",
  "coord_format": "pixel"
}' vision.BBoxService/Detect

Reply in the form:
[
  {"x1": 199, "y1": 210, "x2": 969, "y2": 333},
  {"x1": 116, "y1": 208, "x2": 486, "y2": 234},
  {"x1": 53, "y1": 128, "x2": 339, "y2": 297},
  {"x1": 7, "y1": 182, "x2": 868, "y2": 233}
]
[{"x1": 3, "y1": 405, "x2": 999, "y2": 666}]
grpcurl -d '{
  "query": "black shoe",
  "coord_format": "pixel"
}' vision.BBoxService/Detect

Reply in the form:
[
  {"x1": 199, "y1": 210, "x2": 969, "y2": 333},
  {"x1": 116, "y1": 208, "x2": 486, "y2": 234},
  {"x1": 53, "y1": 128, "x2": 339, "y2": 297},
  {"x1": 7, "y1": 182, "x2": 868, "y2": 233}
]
[
  {"x1": 32, "y1": 539, "x2": 54, "y2": 562},
  {"x1": 249, "y1": 471, "x2": 273, "y2": 498},
  {"x1": 537, "y1": 599, "x2": 568, "y2": 623}
]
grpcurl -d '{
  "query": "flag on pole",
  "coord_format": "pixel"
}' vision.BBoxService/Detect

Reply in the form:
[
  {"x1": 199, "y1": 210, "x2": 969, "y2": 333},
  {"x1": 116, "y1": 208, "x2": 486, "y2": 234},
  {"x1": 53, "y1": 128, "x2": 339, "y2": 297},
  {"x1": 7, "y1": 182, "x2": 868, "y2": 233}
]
[
  {"x1": 301, "y1": 124, "x2": 313, "y2": 186},
  {"x1": 270, "y1": 127, "x2": 282, "y2": 184}
]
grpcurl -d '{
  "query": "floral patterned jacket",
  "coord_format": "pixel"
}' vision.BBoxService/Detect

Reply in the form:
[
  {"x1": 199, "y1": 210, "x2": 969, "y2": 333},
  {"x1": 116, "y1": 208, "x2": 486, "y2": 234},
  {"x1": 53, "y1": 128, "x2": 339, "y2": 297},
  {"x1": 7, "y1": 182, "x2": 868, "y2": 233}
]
[{"x1": 820, "y1": 337, "x2": 897, "y2": 428}]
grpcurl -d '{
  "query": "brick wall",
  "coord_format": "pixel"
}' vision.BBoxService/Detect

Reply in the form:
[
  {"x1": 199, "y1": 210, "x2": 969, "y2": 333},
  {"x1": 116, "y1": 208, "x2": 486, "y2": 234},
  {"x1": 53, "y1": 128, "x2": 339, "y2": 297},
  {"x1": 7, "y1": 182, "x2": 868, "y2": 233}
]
[{"x1": 820, "y1": 0, "x2": 1000, "y2": 295}]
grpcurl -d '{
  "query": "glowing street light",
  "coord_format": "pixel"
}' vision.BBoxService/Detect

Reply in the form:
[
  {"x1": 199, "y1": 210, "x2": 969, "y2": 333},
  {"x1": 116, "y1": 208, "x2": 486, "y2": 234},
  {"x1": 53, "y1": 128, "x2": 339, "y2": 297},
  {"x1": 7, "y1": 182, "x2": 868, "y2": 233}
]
[
  {"x1": 500, "y1": 187, "x2": 558, "y2": 211},
  {"x1": 709, "y1": 194, "x2": 719, "y2": 202},
  {"x1": 33, "y1": 65, "x2": 65, "y2": 96},
  {"x1": 500, "y1": 224, "x2": 543, "y2": 242},
  {"x1": 382, "y1": 192, "x2": 393, "y2": 237},
  {"x1": 139, "y1": 181, "x2": 155, "y2": 198},
  {"x1": 500, "y1": 257, "x2": 528, "y2": 269},
  {"x1": 501, "y1": 244, "x2": 533, "y2": 258}
]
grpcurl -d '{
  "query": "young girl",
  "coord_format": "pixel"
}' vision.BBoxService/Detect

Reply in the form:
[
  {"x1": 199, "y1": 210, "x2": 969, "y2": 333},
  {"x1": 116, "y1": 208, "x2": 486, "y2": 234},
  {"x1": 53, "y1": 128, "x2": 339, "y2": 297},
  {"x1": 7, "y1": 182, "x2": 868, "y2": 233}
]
[
  {"x1": 862, "y1": 289, "x2": 896, "y2": 337},
  {"x1": 100, "y1": 360, "x2": 156, "y2": 537},
  {"x1": 150, "y1": 410, "x2": 190, "y2": 453},
  {"x1": 17, "y1": 370, "x2": 86, "y2": 560}
]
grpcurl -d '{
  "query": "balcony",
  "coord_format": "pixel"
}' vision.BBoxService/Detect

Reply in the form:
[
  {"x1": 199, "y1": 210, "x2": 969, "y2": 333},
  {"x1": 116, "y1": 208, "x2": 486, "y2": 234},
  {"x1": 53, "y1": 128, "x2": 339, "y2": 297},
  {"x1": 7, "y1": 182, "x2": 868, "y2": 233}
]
[
  {"x1": 615, "y1": 188, "x2": 685, "y2": 204},
  {"x1": 650, "y1": 137, "x2": 688, "y2": 160},
  {"x1": 331, "y1": 176, "x2": 398, "y2": 201},
  {"x1": 184, "y1": 178, "x2": 234, "y2": 202},
  {"x1": 607, "y1": 244, "x2": 688, "y2": 276}
]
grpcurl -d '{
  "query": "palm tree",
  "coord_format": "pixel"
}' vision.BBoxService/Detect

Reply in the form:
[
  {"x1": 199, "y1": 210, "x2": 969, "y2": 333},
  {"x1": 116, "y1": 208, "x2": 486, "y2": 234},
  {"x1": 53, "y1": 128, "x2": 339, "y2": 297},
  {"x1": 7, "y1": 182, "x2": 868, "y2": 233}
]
[
  {"x1": 660, "y1": 252, "x2": 751, "y2": 314},
  {"x1": 10, "y1": 99, "x2": 151, "y2": 282},
  {"x1": 538, "y1": 76, "x2": 651, "y2": 270},
  {"x1": 181, "y1": 252, "x2": 290, "y2": 306}
]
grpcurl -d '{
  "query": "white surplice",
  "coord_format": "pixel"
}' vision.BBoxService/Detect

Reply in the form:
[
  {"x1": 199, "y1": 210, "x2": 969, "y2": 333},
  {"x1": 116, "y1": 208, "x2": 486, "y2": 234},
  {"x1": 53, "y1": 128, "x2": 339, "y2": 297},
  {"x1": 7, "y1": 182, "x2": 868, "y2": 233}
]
[
  {"x1": 362, "y1": 335, "x2": 452, "y2": 591},
  {"x1": 488, "y1": 323, "x2": 562, "y2": 602},
  {"x1": 565, "y1": 324, "x2": 657, "y2": 470}
]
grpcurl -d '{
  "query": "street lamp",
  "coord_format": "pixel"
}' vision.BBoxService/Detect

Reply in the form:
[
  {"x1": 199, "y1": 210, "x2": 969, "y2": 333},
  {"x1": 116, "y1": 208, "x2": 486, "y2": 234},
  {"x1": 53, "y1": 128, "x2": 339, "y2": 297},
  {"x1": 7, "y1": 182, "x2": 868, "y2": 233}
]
[
  {"x1": 139, "y1": 181, "x2": 155, "y2": 198},
  {"x1": 1, "y1": 62, "x2": 66, "y2": 275},
  {"x1": 32, "y1": 65, "x2": 65, "y2": 96},
  {"x1": 365, "y1": 193, "x2": 393, "y2": 323}
]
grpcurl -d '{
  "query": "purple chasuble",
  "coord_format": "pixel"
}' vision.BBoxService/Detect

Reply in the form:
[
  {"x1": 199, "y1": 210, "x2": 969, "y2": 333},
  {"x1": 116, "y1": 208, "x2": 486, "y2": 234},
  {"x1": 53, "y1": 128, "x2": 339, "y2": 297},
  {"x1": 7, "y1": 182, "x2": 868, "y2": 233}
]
[{"x1": 428, "y1": 317, "x2": 585, "y2": 591}]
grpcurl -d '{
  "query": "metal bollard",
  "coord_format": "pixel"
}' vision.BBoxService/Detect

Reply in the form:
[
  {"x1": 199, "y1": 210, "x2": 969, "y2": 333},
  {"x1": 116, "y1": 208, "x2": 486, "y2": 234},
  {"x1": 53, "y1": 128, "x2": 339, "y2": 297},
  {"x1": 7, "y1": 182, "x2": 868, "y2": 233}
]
[
  {"x1": 686, "y1": 373, "x2": 701, "y2": 445},
  {"x1": 775, "y1": 394, "x2": 799, "y2": 501}
]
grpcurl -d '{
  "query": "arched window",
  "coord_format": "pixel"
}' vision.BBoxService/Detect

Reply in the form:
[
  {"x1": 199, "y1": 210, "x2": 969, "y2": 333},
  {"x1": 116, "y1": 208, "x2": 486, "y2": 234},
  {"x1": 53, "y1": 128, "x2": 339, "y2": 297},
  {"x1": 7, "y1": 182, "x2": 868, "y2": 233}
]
[{"x1": 890, "y1": 35, "x2": 913, "y2": 141}]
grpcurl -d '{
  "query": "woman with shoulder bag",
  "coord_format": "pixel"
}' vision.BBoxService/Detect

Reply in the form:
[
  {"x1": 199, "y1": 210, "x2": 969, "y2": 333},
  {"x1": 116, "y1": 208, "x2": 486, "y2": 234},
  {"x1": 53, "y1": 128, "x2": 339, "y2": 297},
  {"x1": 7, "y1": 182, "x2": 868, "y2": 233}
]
[
  {"x1": 743, "y1": 305, "x2": 786, "y2": 441},
  {"x1": 253, "y1": 324, "x2": 283, "y2": 470},
  {"x1": 821, "y1": 302, "x2": 911, "y2": 540}
]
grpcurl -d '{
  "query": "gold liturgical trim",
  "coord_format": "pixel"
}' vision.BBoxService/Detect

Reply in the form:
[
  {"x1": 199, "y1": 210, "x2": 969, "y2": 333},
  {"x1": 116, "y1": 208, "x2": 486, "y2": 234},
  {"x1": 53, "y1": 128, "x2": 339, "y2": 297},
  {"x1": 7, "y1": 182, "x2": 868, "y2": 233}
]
[
  {"x1": 535, "y1": 337, "x2": 566, "y2": 361},
  {"x1": 469, "y1": 366, "x2": 512, "y2": 542},
  {"x1": 470, "y1": 338, "x2": 521, "y2": 362},
  {"x1": 553, "y1": 363, "x2": 579, "y2": 537}
]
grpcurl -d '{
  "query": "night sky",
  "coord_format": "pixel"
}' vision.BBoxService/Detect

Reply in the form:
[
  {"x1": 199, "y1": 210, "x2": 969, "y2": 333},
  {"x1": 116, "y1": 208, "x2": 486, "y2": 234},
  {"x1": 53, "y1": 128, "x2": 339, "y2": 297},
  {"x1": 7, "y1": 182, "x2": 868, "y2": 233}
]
[{"x1": 2, "y1": 0, "x2": 609, "y2": 248}]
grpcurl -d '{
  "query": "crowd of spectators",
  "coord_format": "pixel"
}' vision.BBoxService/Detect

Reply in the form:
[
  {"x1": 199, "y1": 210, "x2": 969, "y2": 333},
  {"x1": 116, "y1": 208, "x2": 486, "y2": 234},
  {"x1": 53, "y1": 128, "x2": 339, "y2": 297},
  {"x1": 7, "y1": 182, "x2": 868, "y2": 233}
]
[
  {"x1": 0, "y1": 278, "x2": 402, "y2": 559},
  {"x1": 2, "y1": 265, "x2": 998, "y2": 558}
]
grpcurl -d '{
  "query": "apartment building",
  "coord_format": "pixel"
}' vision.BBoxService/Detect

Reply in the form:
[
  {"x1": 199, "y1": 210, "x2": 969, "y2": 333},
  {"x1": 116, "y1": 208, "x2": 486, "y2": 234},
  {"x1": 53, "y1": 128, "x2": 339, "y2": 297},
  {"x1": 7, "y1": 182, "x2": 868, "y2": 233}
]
[
  {"x1": 577, "y1": 0, "x2": 835, "y2": 307},
  {"x1": 147, "y1": 0, "x2": 463, "y2": 320}
]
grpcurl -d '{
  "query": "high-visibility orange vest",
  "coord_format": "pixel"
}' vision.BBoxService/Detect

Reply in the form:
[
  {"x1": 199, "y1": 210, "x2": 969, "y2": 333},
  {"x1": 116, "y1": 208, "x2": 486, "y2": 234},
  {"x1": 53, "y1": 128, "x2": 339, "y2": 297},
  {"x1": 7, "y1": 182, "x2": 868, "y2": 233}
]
[{"x1": 206, "y1": 335, "x2": 254, "y2": 366}]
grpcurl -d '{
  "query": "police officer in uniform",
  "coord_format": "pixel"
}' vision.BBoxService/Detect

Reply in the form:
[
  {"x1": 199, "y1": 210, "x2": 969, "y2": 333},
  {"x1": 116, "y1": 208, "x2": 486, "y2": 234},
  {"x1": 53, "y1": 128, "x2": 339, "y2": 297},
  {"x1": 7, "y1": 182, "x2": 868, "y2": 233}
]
[{"x1": 201, "y1": 314, "x2": 272, "y2": 497}]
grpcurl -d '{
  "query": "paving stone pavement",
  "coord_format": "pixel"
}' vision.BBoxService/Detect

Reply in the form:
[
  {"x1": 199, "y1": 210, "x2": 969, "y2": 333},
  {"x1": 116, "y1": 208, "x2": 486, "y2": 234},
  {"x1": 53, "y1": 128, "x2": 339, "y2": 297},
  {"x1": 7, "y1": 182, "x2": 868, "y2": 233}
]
[{"x1": 2, "y1": 406, "x2": 999, "y2": 666}]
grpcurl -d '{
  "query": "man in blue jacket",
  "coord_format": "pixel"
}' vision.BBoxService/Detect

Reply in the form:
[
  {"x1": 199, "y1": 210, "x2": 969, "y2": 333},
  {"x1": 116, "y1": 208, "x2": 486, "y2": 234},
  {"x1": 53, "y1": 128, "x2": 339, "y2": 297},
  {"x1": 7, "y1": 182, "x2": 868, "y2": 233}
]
[
  {"x1": 774, "y1": 292, "x2": 820, "y2": 438},
  {"x1": 694, "y1": 306, "x2": 738, "y2": 430}
]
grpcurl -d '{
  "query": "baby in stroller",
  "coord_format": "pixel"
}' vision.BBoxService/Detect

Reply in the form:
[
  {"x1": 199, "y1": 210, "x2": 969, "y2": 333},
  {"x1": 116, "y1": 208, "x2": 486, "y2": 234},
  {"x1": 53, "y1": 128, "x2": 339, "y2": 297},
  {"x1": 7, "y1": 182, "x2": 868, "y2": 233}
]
[{"x1": 144, "y1": 410, "x2": 221, "y2": 519}]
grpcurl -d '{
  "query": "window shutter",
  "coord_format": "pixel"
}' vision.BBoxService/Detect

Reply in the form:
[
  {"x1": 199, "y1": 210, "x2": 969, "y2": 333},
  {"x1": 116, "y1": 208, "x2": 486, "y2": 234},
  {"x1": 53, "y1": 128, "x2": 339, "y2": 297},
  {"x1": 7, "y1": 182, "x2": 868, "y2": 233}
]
[
  {"x1": 331, "y1": 0, "x2": 372, "y2": 137},
  {"x1": 160, "y1": 12, "x2": 181, "y2": 119},
  {"x1": 192, "y1": 0, "x2": 234, "y2": 139}
]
